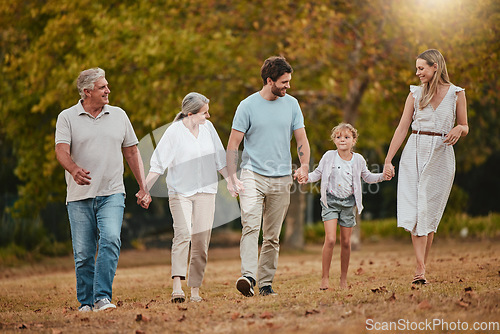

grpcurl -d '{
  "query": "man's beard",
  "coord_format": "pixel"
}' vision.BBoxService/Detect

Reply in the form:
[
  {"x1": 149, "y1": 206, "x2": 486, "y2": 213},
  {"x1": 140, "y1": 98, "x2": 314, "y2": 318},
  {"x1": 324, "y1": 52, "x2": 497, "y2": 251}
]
[{"x1": 271, "y1": 84, "x2": 286, "y2": 97}]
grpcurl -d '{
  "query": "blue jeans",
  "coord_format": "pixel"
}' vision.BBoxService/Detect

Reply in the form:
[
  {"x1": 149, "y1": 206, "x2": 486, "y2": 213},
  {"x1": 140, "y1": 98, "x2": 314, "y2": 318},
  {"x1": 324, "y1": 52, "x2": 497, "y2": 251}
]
[{"x1": 67, "y1": 193, "x2": 125, "y2": 306}]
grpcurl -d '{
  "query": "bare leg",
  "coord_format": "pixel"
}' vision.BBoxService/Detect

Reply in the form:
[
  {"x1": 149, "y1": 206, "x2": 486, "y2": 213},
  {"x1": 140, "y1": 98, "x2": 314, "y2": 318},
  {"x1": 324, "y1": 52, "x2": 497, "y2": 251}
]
[
  {"x1": 339, "y1": 226, "x2": 353, "y2": 289},
  {"x1": 321, "y1": 219, "x2": 337, "y2": 290},
  {"x1": 411, "y1": 234, "x2": 428, "y2": 281},
  {"x1": 424, "y1": 232, "x2": 434, "y2": 265}
]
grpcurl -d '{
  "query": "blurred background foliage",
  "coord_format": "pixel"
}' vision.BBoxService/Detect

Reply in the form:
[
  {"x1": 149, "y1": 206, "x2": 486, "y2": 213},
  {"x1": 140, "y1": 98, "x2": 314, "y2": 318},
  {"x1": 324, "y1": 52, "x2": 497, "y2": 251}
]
[{"x1": 0, "y1": 0, "x2": 498, "y2": 255}]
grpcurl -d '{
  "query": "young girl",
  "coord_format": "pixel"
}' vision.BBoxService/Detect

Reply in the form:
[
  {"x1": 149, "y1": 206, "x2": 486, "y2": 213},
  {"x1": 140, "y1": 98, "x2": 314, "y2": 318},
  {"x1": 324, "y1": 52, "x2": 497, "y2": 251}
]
[{"x1": 306, "y1": 123, "x2": 388, "y2": 290}]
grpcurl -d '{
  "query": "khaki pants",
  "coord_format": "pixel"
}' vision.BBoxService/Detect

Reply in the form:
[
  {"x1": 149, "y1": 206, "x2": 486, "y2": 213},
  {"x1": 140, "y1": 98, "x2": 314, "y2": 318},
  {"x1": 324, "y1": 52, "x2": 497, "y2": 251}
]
[
  {"x1": 169, "y1": 193, "x2": 215, "y2": 288},
  {"x1": 239, "y1": 169, "x2": 292, "y2": 288}
]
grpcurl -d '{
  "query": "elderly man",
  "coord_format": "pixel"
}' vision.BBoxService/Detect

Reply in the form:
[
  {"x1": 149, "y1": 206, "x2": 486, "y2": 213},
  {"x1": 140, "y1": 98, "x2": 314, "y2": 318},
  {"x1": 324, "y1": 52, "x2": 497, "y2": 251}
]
[{"x1": 55, "y1": 68, "x2": 151, "y2": 312}]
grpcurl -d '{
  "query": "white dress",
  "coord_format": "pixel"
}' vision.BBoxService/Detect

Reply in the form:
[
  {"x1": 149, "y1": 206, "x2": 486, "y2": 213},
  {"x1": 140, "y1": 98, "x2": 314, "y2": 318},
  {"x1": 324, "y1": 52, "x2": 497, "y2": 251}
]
[{"x1": 397, "y1": 84, "x2": 464, "y2": 236}]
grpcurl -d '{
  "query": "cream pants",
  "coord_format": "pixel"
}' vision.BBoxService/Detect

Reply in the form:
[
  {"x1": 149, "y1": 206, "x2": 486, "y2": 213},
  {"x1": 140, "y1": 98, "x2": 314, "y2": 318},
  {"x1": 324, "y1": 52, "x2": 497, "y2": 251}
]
[
  {"x1": 169, "y1": 193, "x2": 215, "y2": 288},
  {"x1": 238, "y1": 169, "x2": 292, "y2": 288}
]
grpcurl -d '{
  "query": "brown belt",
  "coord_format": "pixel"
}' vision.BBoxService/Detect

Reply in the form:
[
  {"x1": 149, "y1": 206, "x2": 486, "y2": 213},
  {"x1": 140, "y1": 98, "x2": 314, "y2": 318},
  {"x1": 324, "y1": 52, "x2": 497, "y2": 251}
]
[{"x1": 412, "y1": 130, "x2": 445, "y2": 137}]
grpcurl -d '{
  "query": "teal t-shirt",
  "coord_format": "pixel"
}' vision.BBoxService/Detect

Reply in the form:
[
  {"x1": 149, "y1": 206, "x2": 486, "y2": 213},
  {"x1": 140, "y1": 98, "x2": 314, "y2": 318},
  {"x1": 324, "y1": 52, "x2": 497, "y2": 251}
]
[{"x1": 232, "y1": 92, "x2": 305, "y2": 177}]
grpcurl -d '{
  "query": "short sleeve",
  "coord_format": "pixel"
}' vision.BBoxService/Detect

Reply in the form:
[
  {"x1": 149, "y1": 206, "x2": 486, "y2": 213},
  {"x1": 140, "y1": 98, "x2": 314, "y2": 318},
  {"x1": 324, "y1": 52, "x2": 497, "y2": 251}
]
[
  {"x1": 454, "y1": 86, "x2": 465, "y2": 94},
  {"x1": 231, "y1": 101, "x2": 249, "y2": 133},
  {"x1": 121, "y1": 110, "x2": 139, "y2": 147},
  {"x1": 55, "y1": 112, "x2": 71, "y2": 145},
  {"x1": 291, "y1": 98, "x2": 305, "y2": 131},
  {"x1": 409, "y1": 85, "x2": 420, "y2": 98}
]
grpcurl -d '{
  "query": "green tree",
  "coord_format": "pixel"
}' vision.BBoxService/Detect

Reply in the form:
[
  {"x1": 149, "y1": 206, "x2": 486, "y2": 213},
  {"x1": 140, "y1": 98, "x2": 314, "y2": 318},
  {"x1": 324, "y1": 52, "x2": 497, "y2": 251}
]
[{"x1": 0, "y1": 0, "x2": 497, "y2": 248}]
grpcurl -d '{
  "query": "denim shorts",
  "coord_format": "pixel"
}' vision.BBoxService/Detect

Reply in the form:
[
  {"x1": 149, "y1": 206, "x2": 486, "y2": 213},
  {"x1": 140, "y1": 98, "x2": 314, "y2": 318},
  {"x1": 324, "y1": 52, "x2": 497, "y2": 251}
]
[{"x1": 320, "y1": 193, "x2": 356, "y2": 227}]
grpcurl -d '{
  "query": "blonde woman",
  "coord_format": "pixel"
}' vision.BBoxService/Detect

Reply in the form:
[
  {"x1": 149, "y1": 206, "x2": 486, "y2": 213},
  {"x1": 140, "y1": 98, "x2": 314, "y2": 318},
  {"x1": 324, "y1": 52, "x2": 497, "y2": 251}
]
[
  {"x1": 383, "y1": 49, "x2": 469, "y2": 285},
  {"x1": 144, "y1": 92, "x2": 229, "y2": 302}
]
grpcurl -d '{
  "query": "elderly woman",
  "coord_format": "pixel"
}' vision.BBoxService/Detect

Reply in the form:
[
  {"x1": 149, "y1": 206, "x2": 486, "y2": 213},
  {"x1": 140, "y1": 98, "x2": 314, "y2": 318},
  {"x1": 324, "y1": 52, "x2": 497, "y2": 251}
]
[{"x1": 144, "y1": 92, "x2": 229, "y2": 302}]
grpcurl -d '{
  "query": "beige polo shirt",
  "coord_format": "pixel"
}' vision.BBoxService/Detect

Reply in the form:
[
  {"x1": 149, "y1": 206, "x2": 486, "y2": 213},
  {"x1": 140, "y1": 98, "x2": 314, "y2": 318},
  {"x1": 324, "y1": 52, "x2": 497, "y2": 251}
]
[{"x1": 55, "y1": 100, "x2": 138, "y2": 203}]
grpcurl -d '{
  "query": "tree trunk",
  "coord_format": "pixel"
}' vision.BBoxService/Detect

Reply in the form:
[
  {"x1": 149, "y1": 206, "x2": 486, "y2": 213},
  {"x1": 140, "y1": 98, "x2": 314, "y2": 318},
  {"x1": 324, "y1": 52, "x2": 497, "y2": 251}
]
[{"x1": 283, "y1": 183, "x2": 305, "y2": 250}]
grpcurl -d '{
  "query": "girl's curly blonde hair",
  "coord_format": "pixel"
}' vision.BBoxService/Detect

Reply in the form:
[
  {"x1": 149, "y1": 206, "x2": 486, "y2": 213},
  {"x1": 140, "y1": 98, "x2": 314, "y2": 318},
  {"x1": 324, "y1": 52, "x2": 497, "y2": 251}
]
[{"x1": 330, "y1": 123, "x2": 358, "y2": 149}]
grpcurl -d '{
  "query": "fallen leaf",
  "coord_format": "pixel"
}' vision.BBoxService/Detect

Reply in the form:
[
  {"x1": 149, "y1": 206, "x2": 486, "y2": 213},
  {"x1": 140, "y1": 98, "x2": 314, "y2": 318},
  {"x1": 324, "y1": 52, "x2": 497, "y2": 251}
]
[
  {"x1": 369, "y1": 260, "x2": 374, "y2": 265},
  {"x1": 259, "y1": 311, "x2": 273, "y2": 319},
  {"x1": 416, "y1": 300, "x2": 432, "y2": 310},
  {"x1": 266, "y1": 322, "x2": 282, "y2": 329},
  {"x1": 244, "y1": 313, "x2": 255, "y2": 318},
  {"x1": 305, "y1": 309, "x2": 320, "y2": 316},
  {"x1": 135, "y1": 314, "x2": 150, "y2": 322},
  {"x1": 136, "y1": 330, "x2": 145, "y2": 334},
  {"x1": 145, "y1": 300, "x2": 156, "y2": 309},
  {"x1": 355, "y1": 267, "x2": 365, "y2": 275},
  {"x1": 177, "y1": 306, "x2": 188, "y2": 311},
  {"x1": 19, "y1": 323, "x2": 29, "y2": 329},
  {"x1": 52, "y1": 330, "x2": 62, "y2": 334},
  {"x1": 464, "y1": 287, "x2": 473, "y2": 292},
  {"x1": 116, "y1": 301, "x2": 124, "y2": 307},
  {"x1": 34, "y1": 309, "x2": 41, "y2": 313},
  {"x1": 177, "y1": 314, "x2": 186, "y2": 322},
  {"x1": 371, "y1": 286, "x2": 387, "y2": 293},
  {"x1": 387, "y1": 292, "x2": 397, "y2": 302},
  {"x1": 81, "y1": 318, "x2": 90, "y2": 322},
  {"x1": 457, "y1": 300, "x2": 469, "y2": 308},
  {"x1": 231, "y1": 312, "x2": 240, "y2": 320}
]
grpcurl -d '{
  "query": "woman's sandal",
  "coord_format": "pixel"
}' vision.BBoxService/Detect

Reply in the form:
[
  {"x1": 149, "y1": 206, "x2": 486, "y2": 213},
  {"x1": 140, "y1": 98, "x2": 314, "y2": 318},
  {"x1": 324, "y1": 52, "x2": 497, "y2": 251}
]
[
  {"x1": 411, "y1": 273, "x2": 427, "y2": 285},
  {"x1": 171, "y1": 290, "x2": 186, "y2": 303}
]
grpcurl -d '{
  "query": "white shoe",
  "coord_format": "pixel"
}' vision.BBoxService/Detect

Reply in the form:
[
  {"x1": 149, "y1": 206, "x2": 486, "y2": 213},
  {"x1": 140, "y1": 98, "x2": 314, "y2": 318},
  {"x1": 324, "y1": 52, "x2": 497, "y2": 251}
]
[
  {"x1": 78, "y1": 305, "x2": 92, "y2": 312},
  {"x1": 93, "y1": 298, "x2": 116, "y2": 312}
]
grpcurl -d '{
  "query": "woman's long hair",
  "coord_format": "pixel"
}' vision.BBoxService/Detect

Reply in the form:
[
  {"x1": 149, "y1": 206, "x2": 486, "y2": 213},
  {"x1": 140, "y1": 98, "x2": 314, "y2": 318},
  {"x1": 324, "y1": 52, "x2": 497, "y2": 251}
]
[
  {"x1": 173, "y1": 92, "x2": 209, "y2": 122},
  {"x1": 417, "y1": 49, "x2": 451, "y2": 110}
]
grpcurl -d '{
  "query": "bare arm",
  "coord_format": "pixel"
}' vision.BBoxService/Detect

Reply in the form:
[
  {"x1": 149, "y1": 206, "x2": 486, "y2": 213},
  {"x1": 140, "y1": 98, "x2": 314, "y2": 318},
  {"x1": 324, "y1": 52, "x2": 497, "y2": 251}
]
[
  {"x1": 226, "y1": 129, "x2": 245, "y2": 197},
  {"x1": 443, "y1": 90, "x2": 469, "y2": 145},
  {"x1": 383, "y1": 92, "x2": 415, "y2": 178},
  {"x1": 293, "y1": 127, "x2": 310, "y2": 183},
  {"x1": 55, "y1": 143, "x2": 91, "y2": 185},
  {"x1": 123, "y1": 145, "x2": 151, "y2": 209}
]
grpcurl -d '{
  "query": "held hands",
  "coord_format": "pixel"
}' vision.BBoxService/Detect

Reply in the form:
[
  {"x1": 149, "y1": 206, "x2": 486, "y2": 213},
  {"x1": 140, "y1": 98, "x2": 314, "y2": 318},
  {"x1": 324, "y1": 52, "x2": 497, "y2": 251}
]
[
  {"x1": 293, "y1": 165, "x2": 309, "y2": 184},
  {"x1": 227, "y1": 178, "x2": 244, "y2": 198},
  {"x1": 135, "y1": 189, "x2": 152, "y2": 209},
  {"x1": 383, "y1": 163, "x2": 395, "y2": 181}
]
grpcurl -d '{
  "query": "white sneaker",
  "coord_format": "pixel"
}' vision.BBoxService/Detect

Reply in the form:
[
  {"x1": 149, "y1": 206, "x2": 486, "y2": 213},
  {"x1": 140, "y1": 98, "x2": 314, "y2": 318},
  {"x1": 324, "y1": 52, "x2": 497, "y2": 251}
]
[
  {"x1": 78, "y1": 305, "x2": 92, "y2": 312},
  {"x1": 93, "y1": 298, "x2": 116, "y2": 312}
]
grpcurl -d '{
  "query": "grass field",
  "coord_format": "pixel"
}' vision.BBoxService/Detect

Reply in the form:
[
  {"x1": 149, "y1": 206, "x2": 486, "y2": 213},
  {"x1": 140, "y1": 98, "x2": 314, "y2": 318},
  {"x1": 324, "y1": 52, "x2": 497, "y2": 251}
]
[{"x1": 0, "y1": 238, "x2": 499, "y2": 333}]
